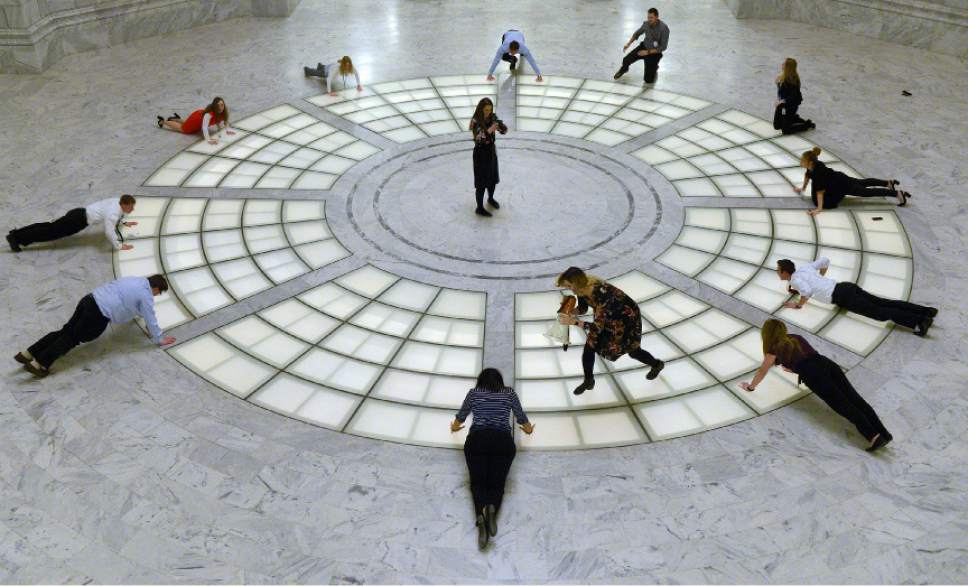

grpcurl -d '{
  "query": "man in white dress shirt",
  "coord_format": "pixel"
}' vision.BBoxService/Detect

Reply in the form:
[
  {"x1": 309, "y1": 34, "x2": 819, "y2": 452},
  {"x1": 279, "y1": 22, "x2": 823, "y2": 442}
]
[
  {"x1": 6, "y1": 194, "x2": 137, "y2": 252},
  {"x1": 16, "y1": 274, "x2": 176, "y2": 377},
  {"x1": 776, "y1": 258, "x2": 937, "y2": 336}
]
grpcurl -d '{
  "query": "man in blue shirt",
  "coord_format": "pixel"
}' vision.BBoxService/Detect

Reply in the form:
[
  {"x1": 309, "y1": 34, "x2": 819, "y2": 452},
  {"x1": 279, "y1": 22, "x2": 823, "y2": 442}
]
[
  {"x1": 486, "y1": 30, "x2": 543, "y2": 82},
  {"x1": 16, "y1": 274, "x2": 176, "y2": 377}
]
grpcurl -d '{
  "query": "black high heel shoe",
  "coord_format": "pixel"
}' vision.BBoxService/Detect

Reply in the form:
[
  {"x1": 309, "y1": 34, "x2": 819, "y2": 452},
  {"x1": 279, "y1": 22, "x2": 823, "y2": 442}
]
[{"x1": 157, "y1": 115, "x2": 164, "y2": 128}]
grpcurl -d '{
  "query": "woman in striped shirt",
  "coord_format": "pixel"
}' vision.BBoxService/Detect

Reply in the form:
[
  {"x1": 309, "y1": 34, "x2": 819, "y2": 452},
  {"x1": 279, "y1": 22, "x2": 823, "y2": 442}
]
[{"x1": 451, "y1": 368, "x2": 534, "y2": 549}]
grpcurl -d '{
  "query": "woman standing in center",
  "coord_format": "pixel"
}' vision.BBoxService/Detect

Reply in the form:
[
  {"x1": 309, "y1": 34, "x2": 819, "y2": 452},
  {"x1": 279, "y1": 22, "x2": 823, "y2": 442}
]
[
  {"x1": 556, "y1": 267, "x2": 664, "y2": 395},
  {"x1": 469, "y1": 97, "x2": 507, "y2": 217},
  {"x1": 451, "y1": 368, "x2": 533, "y2": 550}
]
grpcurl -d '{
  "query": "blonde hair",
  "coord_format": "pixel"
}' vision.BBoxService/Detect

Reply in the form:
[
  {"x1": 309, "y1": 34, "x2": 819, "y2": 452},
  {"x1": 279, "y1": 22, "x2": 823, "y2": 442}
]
[
  {"x1": 777, "y1": 57, "x2": 800, "y2": 87},
  {"x1": 761, "y1": 319, "x2": 800, "y2": 365},
  {"x1": 338, "y1": 56, "x2": 354, "y2": 77},
  {"x1": 800, "y1": 146, "x2": 822, "y2": 167},
  {"x1": 555, "y1": 266, "x2": 602, "y2": 297}
]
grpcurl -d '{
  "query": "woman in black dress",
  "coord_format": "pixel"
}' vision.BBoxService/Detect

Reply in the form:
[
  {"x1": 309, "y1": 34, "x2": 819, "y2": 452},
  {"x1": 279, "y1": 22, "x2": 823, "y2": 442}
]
[
  {"x1": 741, "y1": 319, "x2": 892, "y2": 452},
  {"x1": 795, "y1": 147, "x2": 911, "y2": 216},
  {"x1": 555, "y1": 267, "x2": 664, "y2": 395},
  {"x1": 469, "y1": 97, "x2": 507, "y2": 217},
  {"x1": 773, "y1": 57, "x2": 815, "y2": 135}
]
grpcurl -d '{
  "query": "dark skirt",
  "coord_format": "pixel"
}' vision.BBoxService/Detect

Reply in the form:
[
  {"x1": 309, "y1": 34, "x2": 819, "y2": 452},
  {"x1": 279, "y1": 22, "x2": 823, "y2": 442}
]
[{"x1": 473, "y1": 143, "x2": 500, "y2": 189}]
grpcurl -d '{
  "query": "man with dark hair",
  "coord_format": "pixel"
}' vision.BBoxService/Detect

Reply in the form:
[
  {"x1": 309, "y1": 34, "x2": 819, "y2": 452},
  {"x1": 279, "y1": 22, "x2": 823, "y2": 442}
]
[
  {"x1": 776, "y1": 258, "x2": 937, "y2": 336},
  {"x1": 487, "y1": 29, "x2": 543, "y2": 82},
  {"x1": 614, "y1": 7, "x2": 670, "y2": 84},
  {"x1": 6, "y1": 194, "x2": 138, "y2": 252},
  {"x1": 15, "y1": 274, "x2": 175, "y2": 377}
]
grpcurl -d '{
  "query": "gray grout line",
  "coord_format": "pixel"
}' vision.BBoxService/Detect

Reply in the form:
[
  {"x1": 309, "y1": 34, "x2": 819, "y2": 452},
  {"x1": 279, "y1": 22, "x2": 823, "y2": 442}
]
[
  {"x1": 611, "y1": 103, "x2": 733, "y2": 154},
  {"x1": 293, "y1": 96, "x2": 398, "y2": 151},
  {"x1": 496, "y1": 72, "x2": 517, "y2": 130}
]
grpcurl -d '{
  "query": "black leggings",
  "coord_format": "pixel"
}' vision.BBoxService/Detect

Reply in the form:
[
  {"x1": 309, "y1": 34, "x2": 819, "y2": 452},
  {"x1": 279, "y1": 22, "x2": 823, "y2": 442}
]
[
  {"x1": 28, "y1": 294, "x2": 110, "y2": 369},
  {"x1": 464, "y1": 428, "x2": 516, "y2": 514},
  {"x1": 619, "y1": 46, "x2": 662, "y2": 82},
  {"x1": 475, "y1": 186, "x2": 495, "y2": 209},
  {"x1": 798, "y1": 354, "x2": 888, "y2": 442},
  {"x1": 775, "y1": 103, "x2": 811, "y2": 135},
  {"x1": 11, "y1": 207, "x2": 87, "y2": 246},
  {"x1": 581, "y1": 344, "x2": 657, "y2": 379},
  {"x1": 841, "y1": 177, "x2": 896, "y2": 199}
]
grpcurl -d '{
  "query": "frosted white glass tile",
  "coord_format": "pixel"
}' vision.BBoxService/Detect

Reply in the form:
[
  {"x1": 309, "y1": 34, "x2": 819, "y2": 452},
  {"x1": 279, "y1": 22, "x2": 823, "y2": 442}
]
[
  {"x1": 115, "y1": 240, "x2": 162, "y2": 277},
  {"x1": 201, "y1": 200, "x2": 244, "y2": 231},
  {"x1": 429, "y1": 289, "x2": 486, "y2": 320},
  {"x1": 378, "y1": 279, "x2": 439, "y2": 312},
  {"x1": 337, "y1": 265, "x2": 398, "y2": 297},
  {"x1": 255, "y1": 249, "x2": 309, "y2": 283},
  {"x1": 251, "y1": 375, "x2": 359, "y2": 429},
  {"x1": 576, "y1": 409, "x2": 646, "y2": 447},
  {"x1": 858, "y1": 255, "x2": 911, "y2": 300},
  {"x1": 657, "y1": 160, "x2": 703, "y2": 181},
  {"x1": 421, "y1": 120, "x2": 461, "y2": 136},
  {"x1": 346, "y1": 400, "x2": 419, "y2": 442},
  {"x1": 586, "y1": 128, "x2": 631, "y2": 146},
  {"x1": 120, "y1": 197, "x2": 167, "y2": 238},
  {"x1": 220, "y1": 162, "x2": 269, "y2": 188},
  {"x1": 323, "y1": 325, "x2": 401, "y2": 364},
  {"x1": 243, "y1": 200, "x2": 282, "y2": 226},
  {"x1": 607, "y1": 271, "x2": 667, "y2": 303},
  {"x1": 776, "y1": 299, "x2": 836, "y2": 332},
  {"x1": 384, "y1": 126, "x2": 426, "y2": 143},
  {"x1": 256, "y1": 167, "x2": 301, "y2": 189},
  {"x1": 515, "y1": 291, "x2": 568, "y2": 321},
  {"x1": 212, "y1": 258, "x2": 271, "y2": 299},
  {"x1": 735, "y1": 270, "x2": 790, "y2": 312},
  {"x1": 815, "y1": 211, "x2": 860, "y2": 249},
  {"x1": 350, "y1": 303, "x2": 420, "y2": 337},
  {"x1": 515, "y1": 348, "x2": 602, "y2": 379},
  {"x1": 296, "y1": 240, "x2": 349, "y2": 269},
  {"x1": 234, "y1": 105, "x2": 300, "y2": 131},
  {"x1": 684, "y1": 208, "x2": 729, "y2": 231},
  {"x1": 169, "y1": 268, "x2": 231, "y2": 315},
  {"x1": 170, "y1": 335, "x2": 274, "y2": 397},
  {"x1": 722, "y1": 234, "x2": 771, "y2": 264},
  {"x1": 854, "y1": 211, "x2": 910, "y2": 256},
  {"x1": 607, "y1": 333, "x2": 681, "y2": 370},
  {"x1": 292, "y1": 172, "x2": 338, "y2": 190},
  {"x1": 162, "y1": 198, "x2": 206, "y2": 234},
  {"x1": 676, "y1": 177, "x2": 720, "y2": 197},
  {"x1": 288, "y1": 348, "x2": 381, "y2": 394},
  {"x1": 409, "y1": 408, "x2": 471, "y2": 448},
  {"x1": 656, "y1": 245, "x2": 713, "y2": 277},
  {"x1": 665, "y1": 311, "x2": 748, "y2": 353},
  {"x1": 617, "y1": 357, "x2": 715, "y2": 401},
  {"x1": 633, "y1": 145, "x2": 677, "y2": 165},
  {"x1": 821, "y1": 313, "x2": 890, "y2": 355},
  {"x1": 394, "y1": 343, "x2": 481, "y2": 376},
  {"x1": 371, "y1": 370, "x2": 471, "y2": 408},
  {"x1": 202, "y1": 230, "x2": 246, "y2": 263},
  {"x1": 220, "y1": 318, "x2": 309, "y2": 367},
  {"x1": 160, "y1": 234, "x2": 204, "y2": 272},
  {"x1": 517, "y1": 376, "x2": 623, "y2": 411},
  {"x1": 731, "y1": 370, "x2": 807, "y2": 414},
  {"x1": 283, "y1": 221, "x2": 329, "y2": 245},
  {"x1": 640, "y1": 291, "x2": 708, "y2": 327},
  {"x1": 153, "y1": 296, "x2": 191, "y2": 330},
  {"x1": 145, "y1": 153, "x2": 207, "y2": 186},
  {"x1": 713, "y1": 174, "x2": 760, "y2": 197},
  {"x1": 684, "y1": 386, "x2": 754, "y2": 427},
  {"x1": 260, "y1": 299, "x2": 339, "y2": 343},
  {"x1": 694, "y1": 329, "x2": 762, "y2": 380},
  {"x1": 243, "y1": 224, "x2": 288, "y2": 254},
  {"x1": 517, "y1": 118, "x2": 556, "y2": 132},
  {"x1": 636, "y1": 398, "x2": 703, "y2": 440},
  {"x1": 336, "y1": 141, "x2": 380, "y2": 161},
  {"x1": 698, "y1": 258, "x2": 757, "y2": 293},
  {"x1": 677, "y1": 226, "x2": 728, "y2": 253},
  {"x1": 518, "y1": 413, "x2": 582, "y2": 449},
  {"x1": 299, "y1": 283, "x2": 368, "y2": 318},
  {"x1": 411, "y1": 316, "x2": 484, "y2": 347}
]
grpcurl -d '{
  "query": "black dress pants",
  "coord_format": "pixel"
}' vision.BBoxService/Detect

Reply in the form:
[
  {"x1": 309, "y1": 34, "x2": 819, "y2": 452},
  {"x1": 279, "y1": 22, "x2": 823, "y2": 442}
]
[
  {"x1": 581, "y1": 344, "x2": 657, "y2": 380},
  {"x1": 11, "y1": 207, "x2": 87, "y2": 246},
  {"x1": 832, "y1": 282, "x2": 930, "y2": 329},
  {"x1": 774, "y1": 103, "x2": 811, "y2": 134},
  {"x1": 841, "y1": 177, "x2": 896, "y2": 199},
  {"x1": 464, "y1": 428, "x2": 516, "y2": 514},
  {"x1": 797, "y1": 354, "x2": 888, "y2": 442},
  {"x1": 28, "y1": 294, "x2": 109, "y2": 369},
  {"x1": 619, "y1": 46, "x2": 662, "y2": 82}
]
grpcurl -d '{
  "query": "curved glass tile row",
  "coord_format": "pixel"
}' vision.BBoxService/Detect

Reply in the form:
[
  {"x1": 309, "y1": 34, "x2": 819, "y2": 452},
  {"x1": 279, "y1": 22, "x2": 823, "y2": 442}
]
[
  {"x1": 308, "y1": 75, "x2": 496, "y2": 143},
  {"x1": 656, "y1": 207, "x2": 913, "y2": 355},
  {"x1": 169, "y1": 265, "x2": 487, "y2": 448},
  {"x1": 632, "y1": 110, "x2": 858, "y2": 197},
  {"x1": 513, "y1": 270, "x2": 807, "y2": 449},
  {"x1": 113, "y1": 196, "x2": 350, "y2": 329},
  {"x1": 145, "y1": 105, "x2": 381, "y2": 190},
  {"x1": 515, "y1": 76, "x2": 710, "y2": 145}
]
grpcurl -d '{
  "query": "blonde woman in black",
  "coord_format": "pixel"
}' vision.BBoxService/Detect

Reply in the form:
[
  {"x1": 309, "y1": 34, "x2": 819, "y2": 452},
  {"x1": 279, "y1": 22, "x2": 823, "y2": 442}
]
[
  {"x1": 469, "y1": 97, "x2": 507, "y2": 217},
  {"x1": 796, "y1": 147, "x2": 911, "y2": 215}
]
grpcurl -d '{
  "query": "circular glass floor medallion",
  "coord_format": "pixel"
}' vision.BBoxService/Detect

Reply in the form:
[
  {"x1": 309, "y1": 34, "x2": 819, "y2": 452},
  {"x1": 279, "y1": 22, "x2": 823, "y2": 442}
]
[{"x1": 124, "y1": 75, "x2": 917, "y2": 450}]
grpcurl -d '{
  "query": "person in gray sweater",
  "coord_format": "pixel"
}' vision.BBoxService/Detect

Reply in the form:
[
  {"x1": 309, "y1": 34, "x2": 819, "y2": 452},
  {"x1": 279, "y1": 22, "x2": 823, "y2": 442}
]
[{"x1": 614, "y1": 7, "x2": 670, "y2": 84}]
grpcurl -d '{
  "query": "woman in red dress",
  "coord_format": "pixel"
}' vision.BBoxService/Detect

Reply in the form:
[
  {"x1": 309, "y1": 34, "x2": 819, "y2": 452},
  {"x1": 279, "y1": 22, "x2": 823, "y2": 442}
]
[{"x1": 157, "y1": 97, "x2": 235, "y2": 145}]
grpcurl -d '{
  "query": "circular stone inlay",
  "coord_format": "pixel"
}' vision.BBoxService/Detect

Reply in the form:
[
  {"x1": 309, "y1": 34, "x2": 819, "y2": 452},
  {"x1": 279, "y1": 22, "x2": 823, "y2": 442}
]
[{"x1": 374, "y1": 145, "x2": 637, "y2": 265}]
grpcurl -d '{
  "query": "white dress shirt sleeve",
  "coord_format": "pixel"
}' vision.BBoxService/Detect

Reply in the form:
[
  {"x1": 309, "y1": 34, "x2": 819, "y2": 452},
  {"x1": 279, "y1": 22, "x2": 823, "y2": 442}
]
[
  {"x1": 202, "y1": 112, "x2": 213, "y2": 140},
  {"x1": 104, "y1": 205, "x2": 123, "y2": 250},
  {"x1": 809, "y1": 257, "x2": 830, "y2": 271}
]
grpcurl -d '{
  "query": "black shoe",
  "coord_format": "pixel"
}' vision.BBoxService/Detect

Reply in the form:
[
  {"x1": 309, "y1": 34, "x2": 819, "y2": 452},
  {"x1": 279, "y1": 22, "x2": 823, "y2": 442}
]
[
  {"x1": 646, "y1": 360, "x2": 665, "y2": 380},
  {"x1": 914, "y1": 316, "x2": 933, "y2": 337},
  {"x1": 613, "y1": 69, "x2": 626, "y2": 80},
  {"x1": 573, "y1": 378, "x2": 595, "y2": 395},
  {"x1": 6, "y1": 233, "x2": 21, "y2": 252},
  {"x1": 475, "y1": 207, "x2": 492, "y2": 217},
  {"x1": 23, "y1": 362, "x2": 49, "y2": 378},
  {"x1": 303, "y1": 66, "x2": 314, "y2": 77},
  {"x1": 925, "y1": 307, "x2": 939, "y2": 318},
  {"x1": 167, "y1": 113, "x2": 181, "y2": 121},
  {"x1": 14, "y1": 352, "x2": 30, "y2": 365},
  {"x1": 157, "y1": 115, "x2": 164, "y2": 128},
  {"x1": 476, "y1": 515, "x2": 489, "y2": 549},
  {"x1": 865, "y1": 432, "x2": 892, "y2": 452},
  {"x1": 484, "y1": 504, "x2": 498, "y2": 537},
  {"x1": 487, "y1": 198, "x2": 500, "y2": 209}
]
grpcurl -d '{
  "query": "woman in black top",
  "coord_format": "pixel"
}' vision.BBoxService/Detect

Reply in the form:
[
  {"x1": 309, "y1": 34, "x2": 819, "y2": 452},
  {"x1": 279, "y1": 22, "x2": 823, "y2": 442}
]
[
  {"x1": 773, "y1": 58, "x2": 815, "y2": 135},
  {"x1": 741, "y1": 319, "x2": 892, "y2": 452},
  {"x1": 796, "y1": 147, "x2": 911, "y2": 215},
  {"x1": 469, "y1": 97, "x2": 508, "y2": 217},
  {"x1": 451, "y1": 368, "x2": 534, "y2": 549}
]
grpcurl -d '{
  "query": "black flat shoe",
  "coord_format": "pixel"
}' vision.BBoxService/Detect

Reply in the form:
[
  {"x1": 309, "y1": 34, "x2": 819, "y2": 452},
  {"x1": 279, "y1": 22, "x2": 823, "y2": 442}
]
[
  {"x1": 646, "y1": 360, "x2": 665, "y2": 380},
  {"x1": 914, "y1": 316, "x2": 933, "y2": 337},
  {"x1": 487, "y1": 198, "x2": 500, "y2": 209},
  {"x1": 476, "y1": 515, "x2": 489, "y2": 550},
  {"x1": 14, "y1": 352, "x2": 30, "y2": 364},
  {"x1": 613, "y1": 70, "x2": 625, "y2": 80},
  {"x1": 475, "y1": 207, "x2": 492, "y2": 217},
  {"x1": 573, "y1": 378, "x2": 595, "y2": 395},
  {"x1": 6, "y1": 233, "x2": 21, "y2": 252},
  {"x1": 865, "y1": 432, "x2": 892, "y2": 452},
  {"x1": 157, "y1": 115, "x2": 164, "y2": 128},
  {"x1": 484, "y1": 504, "x2": 498, "y2": 537}
]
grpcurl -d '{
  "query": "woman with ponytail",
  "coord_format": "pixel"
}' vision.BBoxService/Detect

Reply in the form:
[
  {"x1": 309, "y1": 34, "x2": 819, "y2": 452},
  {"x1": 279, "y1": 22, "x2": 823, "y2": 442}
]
[
  {"x1": 304, "y1": 55, "x2": 363, "y2": 96},
  {"x1": 795, "y1": 147, "x2": 911, "y2": 215},
  {"x1": 157, "y1": 96, "x2": 234, "y2": 145},
  {"x1": 741, "y1": 319, "x2": 892, "y2": 452}
]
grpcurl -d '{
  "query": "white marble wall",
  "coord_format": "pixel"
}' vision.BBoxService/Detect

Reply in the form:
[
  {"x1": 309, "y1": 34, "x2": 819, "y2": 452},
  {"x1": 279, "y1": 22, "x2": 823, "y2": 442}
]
[
  {"x1": 0, "y1": 0, "x2": 302, "y2": 73},
  {"x1": 724, "y1": 0, "x2": 968, "y2": 59}
]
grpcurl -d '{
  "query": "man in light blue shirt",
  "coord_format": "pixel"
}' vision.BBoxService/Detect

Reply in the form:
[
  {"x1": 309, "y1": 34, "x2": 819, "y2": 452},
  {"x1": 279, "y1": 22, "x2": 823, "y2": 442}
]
[
  {"x1": 486, "y1": 30, "x2": 543, "y2": 82},
  {"x1": 16, "y1": 275, "x2": 176, "y2": 377}
]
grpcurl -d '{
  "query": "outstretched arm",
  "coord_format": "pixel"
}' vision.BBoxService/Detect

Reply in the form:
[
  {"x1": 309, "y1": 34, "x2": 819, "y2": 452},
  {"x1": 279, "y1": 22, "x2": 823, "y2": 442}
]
[
  {"x1": 740, "y1": 354, "x2": 777, "y2": 391},
  {"x1": 487, "y1": 46, "x2": 504, "y2": 77}
]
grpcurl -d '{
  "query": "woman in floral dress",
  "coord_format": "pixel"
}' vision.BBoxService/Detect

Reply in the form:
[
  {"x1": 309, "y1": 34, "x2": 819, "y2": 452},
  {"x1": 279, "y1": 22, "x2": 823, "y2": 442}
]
[{"x1": 556, "y1": 267, "x2": 665, "y2": 395}]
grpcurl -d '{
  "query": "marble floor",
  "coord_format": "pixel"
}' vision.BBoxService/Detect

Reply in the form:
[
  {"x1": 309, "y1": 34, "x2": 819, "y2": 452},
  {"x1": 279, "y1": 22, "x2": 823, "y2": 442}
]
[{"x1": 2, "y1": 0, "x2": 968, "y2": 582}]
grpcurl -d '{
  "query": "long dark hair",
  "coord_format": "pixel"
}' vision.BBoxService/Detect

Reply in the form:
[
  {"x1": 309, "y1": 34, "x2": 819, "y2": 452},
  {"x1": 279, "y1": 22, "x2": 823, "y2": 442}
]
[
  {"x1": 470, "y1": 97, "x2": 494, "y2": 130},
  {"x1": 475, "y1": 368, "x2": 504, "y2": 391},
  {"x1": 204, "y1": 96, "x2": 229, "y2": 123}
]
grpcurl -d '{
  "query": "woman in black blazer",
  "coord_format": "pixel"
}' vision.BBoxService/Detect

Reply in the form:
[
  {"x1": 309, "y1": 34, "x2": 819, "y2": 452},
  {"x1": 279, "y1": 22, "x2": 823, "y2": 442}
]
[{"x1": 774, "y1": 58, "x2": 815, "y2": 135}]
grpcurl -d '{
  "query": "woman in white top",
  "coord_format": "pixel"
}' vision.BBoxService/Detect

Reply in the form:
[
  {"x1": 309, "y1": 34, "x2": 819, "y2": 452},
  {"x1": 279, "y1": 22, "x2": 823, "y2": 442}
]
[
  {"x1": 304, "y1": 56, "x2": 363, "y2": 96},
  {"x1": 156, "y1": 96, "x2": 235, "y2": 145}
]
